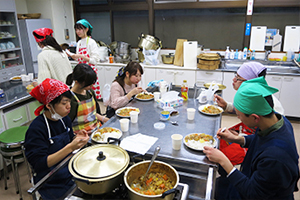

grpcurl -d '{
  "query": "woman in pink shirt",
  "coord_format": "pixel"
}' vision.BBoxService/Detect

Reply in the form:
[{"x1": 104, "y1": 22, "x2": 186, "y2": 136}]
[{"x1": 106, "y1": 61, "x2": 145, "y2": 118}]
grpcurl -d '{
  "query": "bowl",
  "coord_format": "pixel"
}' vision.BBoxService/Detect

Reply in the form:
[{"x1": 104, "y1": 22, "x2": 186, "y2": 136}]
[{"x1": 161, "y1": 53, "x2": 174, "y2": 64}]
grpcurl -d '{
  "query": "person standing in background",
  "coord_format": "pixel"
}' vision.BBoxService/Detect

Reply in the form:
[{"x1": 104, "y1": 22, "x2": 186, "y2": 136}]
[
  {"x1": 32, "y1": 28, "x2": 72, "y2": 87},
  {"x1": 67, "y1": 19, "x2": 101, "y2": 99}
]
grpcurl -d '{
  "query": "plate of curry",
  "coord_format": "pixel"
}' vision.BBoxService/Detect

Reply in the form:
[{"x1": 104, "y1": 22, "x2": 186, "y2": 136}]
[
  {"x1": 135, "y1": 92, "x2": 154, "y2": 101},
  {"x1": 115, "y1": 107, "x2": 140, "y2": 118}
]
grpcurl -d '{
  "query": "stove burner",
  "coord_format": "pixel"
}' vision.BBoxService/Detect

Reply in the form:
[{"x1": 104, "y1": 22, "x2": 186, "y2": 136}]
[{"x1": 67, "y1": 183, "x2": 187, "y2": 200}]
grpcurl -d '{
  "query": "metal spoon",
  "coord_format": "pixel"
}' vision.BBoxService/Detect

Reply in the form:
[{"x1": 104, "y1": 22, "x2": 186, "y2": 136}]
[
  {"x1": 143, "y1": 146, "x2": 161, "y2": 179},
  {"x1": 170, "y1": 121, "x2": 178, "y2": 126}
]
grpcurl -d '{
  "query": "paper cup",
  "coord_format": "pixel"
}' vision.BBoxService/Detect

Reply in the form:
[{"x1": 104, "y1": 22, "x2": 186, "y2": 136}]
[
  {"x1": 153, "y1": 92, "x2": 160, "y2": 101},
  {"x1": 130, "y1": 111, "x2": 139, "y2": 123},
  {"x1": 28, "y1": 73, "x2": 34, "y2": 81},
  {"x1": 120, "y1": 118, "x2": 129, "y2": 132},
  {"x1": 187, "y1": 108, "x2": 196, "y2": 120},
  {"x1": 171, "y1": 134, "x2": 183, "y2": 150}
]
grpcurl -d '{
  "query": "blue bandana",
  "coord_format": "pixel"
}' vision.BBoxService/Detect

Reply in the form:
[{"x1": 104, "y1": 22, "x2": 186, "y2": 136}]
[{"x1": 76, "y1": 19, "x2": 93, "y2": 34}]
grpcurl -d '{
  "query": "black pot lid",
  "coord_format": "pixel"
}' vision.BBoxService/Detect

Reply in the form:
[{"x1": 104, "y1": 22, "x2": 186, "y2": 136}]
[{"x1": 71, "y1": 144, "x2": 129, "y2": 179}]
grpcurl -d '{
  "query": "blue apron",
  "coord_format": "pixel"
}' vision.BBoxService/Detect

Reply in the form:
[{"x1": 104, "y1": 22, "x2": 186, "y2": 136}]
[{"x1": 34, "y1": 114, "x2": 75, "y2": 200}]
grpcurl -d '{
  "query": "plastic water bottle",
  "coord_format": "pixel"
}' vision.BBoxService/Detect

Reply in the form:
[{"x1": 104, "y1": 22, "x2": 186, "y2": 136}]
[
  {"x1": 251, "y1": 50, "x2": 256, "y2": 60},
  {"x1": 225, "y1": 46, "x2": 230, "y2": 59},
  {"x1": 238, "y1": 51, "x2": 243, "y2": 59},
  {"x1": 243, "y1": 47, "x2": 248, "y2": 60},
  {"x1": 234, "y1": 49, "x2": 239, "y2": 59},
  {"x1": 230, "y1": 50, "x2": 235, "y2": 59},
  {"x1": 181, "y1": 80, "x2": 188, "y2": 101}
]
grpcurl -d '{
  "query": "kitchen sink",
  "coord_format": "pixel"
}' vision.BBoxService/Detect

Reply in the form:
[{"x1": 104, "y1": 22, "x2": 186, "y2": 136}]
[{"x1": 223, "y1": 60, "x2": 300, "y2": 74}]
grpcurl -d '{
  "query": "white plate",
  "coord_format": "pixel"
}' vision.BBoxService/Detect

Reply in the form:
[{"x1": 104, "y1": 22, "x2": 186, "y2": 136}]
[
  {"x1": 135, "y1": 93, "x2": 154, "y2": 101},
  {"x1": 198, "y1": 104, "x2": 223, "y2": 116},
  {"x1": 183, "y1": 133, "x2": 216, "y2": 151},
  {"x1": 115, "y1": 107, "x2": 140, "y2": 118},
  {"x1": 91, "y1": 127, "x2": 122, "y2": 143},
  {"x1": 9, "y1": 76, "x2": 22, "y2": 81}
]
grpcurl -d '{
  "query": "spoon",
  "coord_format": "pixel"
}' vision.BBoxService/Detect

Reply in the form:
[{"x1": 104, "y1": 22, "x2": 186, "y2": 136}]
[
  {"x1": 170, "y1": 121, "x2": 178, "y2": 126},
  {"x1": 143, "y1": 146, "x2": 161, "y2": 180}
]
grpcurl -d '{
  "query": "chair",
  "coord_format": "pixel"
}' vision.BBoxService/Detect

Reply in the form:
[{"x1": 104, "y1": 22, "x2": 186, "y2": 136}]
[{"x1": 0, "y1": 126, "x2": 31, "y2": 200}]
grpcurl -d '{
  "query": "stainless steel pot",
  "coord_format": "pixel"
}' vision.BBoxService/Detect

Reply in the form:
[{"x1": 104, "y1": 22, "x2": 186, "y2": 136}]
[
  {"x1": 68, "y1": 144, "x2": 129, "y2": 195},
  {"x1": 124, "y1": 160, "x2": 179, "y2": 200},
  {"x1": 161, "y1": 53, "x2": 174, "y2": 64},
  {"x1": 138, "y1": 34, "x2": 162, "y2": 50}
]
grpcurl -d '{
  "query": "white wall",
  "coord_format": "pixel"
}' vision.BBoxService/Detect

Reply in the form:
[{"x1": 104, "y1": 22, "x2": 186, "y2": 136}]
[{"x1": 15, "y1": 0, "x2": 76, "y2": 45}]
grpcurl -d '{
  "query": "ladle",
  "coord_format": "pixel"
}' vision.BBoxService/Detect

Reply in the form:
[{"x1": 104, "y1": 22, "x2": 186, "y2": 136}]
[{"x1": 143, "y1": 146, "x2": 161, "y2": 179}]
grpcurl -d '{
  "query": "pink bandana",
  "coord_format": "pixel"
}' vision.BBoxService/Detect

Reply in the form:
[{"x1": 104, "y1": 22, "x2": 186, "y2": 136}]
[
  {"x1": 237, "y1": 62, "x2": 266, "y2": 80},
  {"x1": 30, "y1": 78, "x2": 69, "y2": 116}
]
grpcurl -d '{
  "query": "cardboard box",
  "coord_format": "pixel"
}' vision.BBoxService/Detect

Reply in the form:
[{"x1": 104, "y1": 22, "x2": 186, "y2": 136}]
[{"x1": 156, "y1": 97, "x2": 184, "y2": 108}]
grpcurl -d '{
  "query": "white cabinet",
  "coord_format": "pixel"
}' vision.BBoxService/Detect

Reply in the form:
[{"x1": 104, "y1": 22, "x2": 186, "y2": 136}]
[
  {"x1": 142, "y1": 67, "x2": 156, "y2": 88},
  {"x1": 196, "y1": 70, "x2": 223, "y2": 86},
  {"x1": 96, "y1": 65, "x2": 122, "y2": 96},
  {"x1": 156, "y1": 68, "x2": 196, "y2": 87},
  {"x1": 266, "y1": 74, "x2": 300, "y2": 117},
  {"x1": 222, "y1": 72, "x2": 236, "y2": 104}
]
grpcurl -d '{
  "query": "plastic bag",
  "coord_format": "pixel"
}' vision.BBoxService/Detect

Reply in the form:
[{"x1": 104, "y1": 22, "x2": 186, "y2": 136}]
[
  {"x1": 102, "y1": 84, "x2": 111, "y2": 106},
  {"x1": 143, "y1": 47, "x2": 160, "y2": 65}
]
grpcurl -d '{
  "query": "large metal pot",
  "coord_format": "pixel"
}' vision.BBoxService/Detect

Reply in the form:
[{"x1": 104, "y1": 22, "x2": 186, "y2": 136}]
[
  {"x1": 68, "y1": 144, "x2": 129, "y2": 195},
  {"x1": 138, "y1": 34, "x2": 162, "y2": 50},
  {"x1": 124, "y1": 160, "x2": 179, "y2": 200}
]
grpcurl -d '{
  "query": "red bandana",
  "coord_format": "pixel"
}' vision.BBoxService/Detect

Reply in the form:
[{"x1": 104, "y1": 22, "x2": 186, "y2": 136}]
[
  {"x1": 30, "y1": 78, "x2": 69, "y2": 116},
  {"x1": 33, "y1": 28, "x2": 53, "y2": 43}
]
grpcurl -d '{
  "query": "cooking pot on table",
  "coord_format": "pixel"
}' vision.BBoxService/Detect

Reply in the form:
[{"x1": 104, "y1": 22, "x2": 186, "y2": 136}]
[
  {"x1": 124, "y1": 160, "x2": 179, "y2": 200},
  {"x1": 138, "y1": 34, "x2": 162, "y2": 50},
  {"x1": 68, "y1": 143, "x2": 129, "y2": 195}
]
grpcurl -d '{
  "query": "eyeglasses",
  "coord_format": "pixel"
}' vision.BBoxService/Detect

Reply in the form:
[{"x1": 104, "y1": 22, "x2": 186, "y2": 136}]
[{"x1": 234, "y1": 73, "x2": 246, "y2": 82}]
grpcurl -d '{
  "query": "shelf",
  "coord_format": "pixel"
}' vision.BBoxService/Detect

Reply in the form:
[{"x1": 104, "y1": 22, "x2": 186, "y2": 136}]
[
  {"x1": 0, "y1": 47, "x2": 21, "y2": 53},
  {"x1": 0, "y1": 36, "x2": 16, "y2": 39},
  {"x1": 1, "y1": 64, "x2": 23, "y2": 69},
  {"x1": 0, "y1": 24, "x2": 14, "y2": 27},
  {"x1": 1, "y1": 56, "x2": 19, "y2": 62}
]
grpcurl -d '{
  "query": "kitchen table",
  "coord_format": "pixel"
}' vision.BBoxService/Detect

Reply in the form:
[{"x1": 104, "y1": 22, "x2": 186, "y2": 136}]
[{"x1": 97, "y1": 95, "x2": 222, "y2": 200}]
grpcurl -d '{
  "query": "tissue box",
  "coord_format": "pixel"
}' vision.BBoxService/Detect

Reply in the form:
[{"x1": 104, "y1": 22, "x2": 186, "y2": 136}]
[{"x1": 156, "y1": 97, "x2": 184, "y2": 108}]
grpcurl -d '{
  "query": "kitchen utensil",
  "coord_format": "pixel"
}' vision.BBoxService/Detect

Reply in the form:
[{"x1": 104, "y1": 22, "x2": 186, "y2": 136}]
[
  {"x1": 197, "y1": 53, "x2": 221, "y2": 70},
  {"x1": 143, "y1": 146, "x2": 161, "y2": 179},
  {"x1": 249, "y1": 26, "x2": 267, "y2": 51},
  {"x1": 138, "y1": 34, "x2": 162, "y2": 50},
  {"x1": 173, "y1": 39, "x2": 187, "y2": 67},
  {"x1": 170, "y1": 121, "x2": 178, "y2": 126},
  {"x1": 283, "y1": 26, "x2": 300, "y2": 51},
  {"x1": 204, "y1": 83, "x2": 226, "y2": 90},
  {"x1": 124, "y1": 160, "x2": 179, "y2": 200},
  {"x1": 161, "y1": 53, "x2": 174, "y2": 64},
  {"x1": 68, "y1": 142, "x2": 130, "y2": 195},
  {"x1": 183, "y1": 41, "x2": 198, "y2": 68}
]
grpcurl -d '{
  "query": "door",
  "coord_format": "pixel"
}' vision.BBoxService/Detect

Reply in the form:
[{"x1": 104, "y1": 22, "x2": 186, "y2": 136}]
[
  {"x1": 279, "y1": 76, "x2": 300, "y2": 117},
  {"x1": 156, "y1": 69, "x2": 174, "y2": 85},
  {"x1": 175, "y1": 69, "x2": 196, "y2": 87},
  {"x1": 265, "y1": 75, "x2": 282, "y2": 99},
  {"x1": 222, "y1": 72, "x2": 236, "y2": 104},
  {"x1": 142, "y1": 68, "x2": 156, "y2": 88}
]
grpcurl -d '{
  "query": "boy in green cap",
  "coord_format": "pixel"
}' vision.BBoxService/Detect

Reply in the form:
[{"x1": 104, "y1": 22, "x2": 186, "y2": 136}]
[{"x1": 203, "y1": 77, "x2": 299, "y2": 200}]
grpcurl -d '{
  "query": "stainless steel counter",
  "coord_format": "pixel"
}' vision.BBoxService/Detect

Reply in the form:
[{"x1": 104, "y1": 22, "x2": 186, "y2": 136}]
[
  {"x1": 0, "y1": 80, "x2": 32, "y2": 110},
  {"x1": 98, "y1": 96, "x2": 221, "y2": 199}
]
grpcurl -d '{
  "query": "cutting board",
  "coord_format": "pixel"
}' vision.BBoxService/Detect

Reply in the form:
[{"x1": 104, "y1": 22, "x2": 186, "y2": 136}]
[
  {"x1": 174, "y1": 39, "x2": 187, "y2": 66},
  {"x1": 250, "y1": 26, "x2": 267, "y2": 51},
  {"x1": 283, "y1": 26, "x2": 300, "y2": 51},
  {"x1": 183, "y1": 41, "x2": 198, "y2": 68}
]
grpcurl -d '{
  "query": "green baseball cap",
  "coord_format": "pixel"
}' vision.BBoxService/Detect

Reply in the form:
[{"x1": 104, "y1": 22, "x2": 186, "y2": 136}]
[{"x1": 234, "y1": 77, "x2": 279, "y2": 115}]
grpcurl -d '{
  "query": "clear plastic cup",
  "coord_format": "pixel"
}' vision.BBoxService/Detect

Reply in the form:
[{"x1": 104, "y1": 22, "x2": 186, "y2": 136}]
[
  {"x1": 153, "y1": 92, "x2": 160, "y2": 101},
  {"x1": 119, "y1": 118, "x2": 129, "y2": 132}
]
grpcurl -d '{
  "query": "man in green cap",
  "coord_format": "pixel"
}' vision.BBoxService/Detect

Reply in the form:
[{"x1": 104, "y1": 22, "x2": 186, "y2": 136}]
[{"x1": 203, "y1": 77, "x2": 299, "y2": 200}]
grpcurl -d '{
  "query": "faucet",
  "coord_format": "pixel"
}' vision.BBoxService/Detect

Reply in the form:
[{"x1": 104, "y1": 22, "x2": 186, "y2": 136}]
[{"x1": 265, "y1": 50, "x2": 271, "y2": 61}]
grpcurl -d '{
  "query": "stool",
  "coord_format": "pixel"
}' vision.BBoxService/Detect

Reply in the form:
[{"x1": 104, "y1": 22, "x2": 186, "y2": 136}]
[{"x1": 0, "y1": 126, "x2": 31, "y2": 200}]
